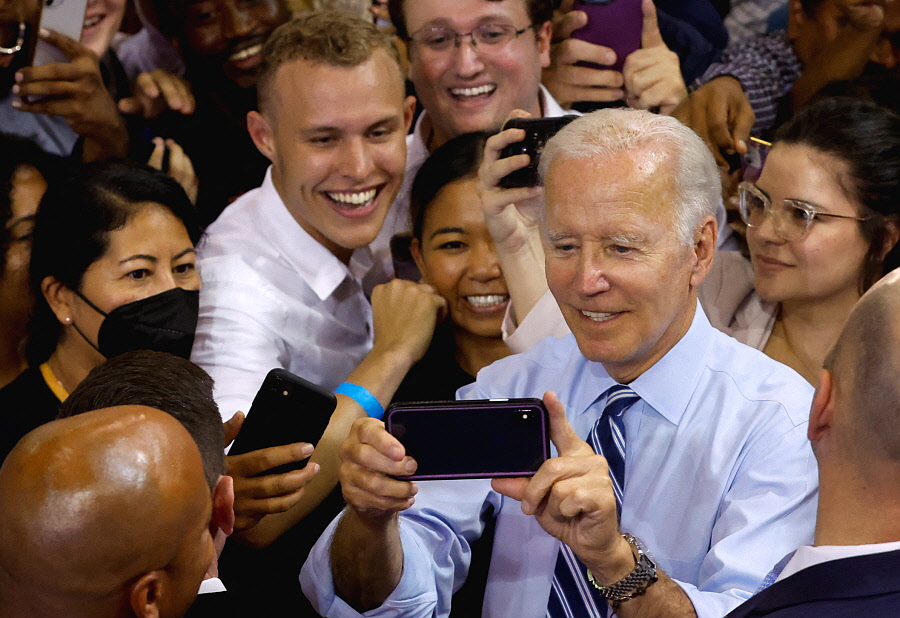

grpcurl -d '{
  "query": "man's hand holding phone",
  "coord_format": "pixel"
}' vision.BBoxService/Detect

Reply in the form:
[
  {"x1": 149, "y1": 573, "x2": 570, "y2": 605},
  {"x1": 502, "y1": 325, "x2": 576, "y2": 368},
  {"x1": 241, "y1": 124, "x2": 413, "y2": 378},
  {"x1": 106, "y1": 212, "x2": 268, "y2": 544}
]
[
  {"x1": 339, "y1": 417, "x2": 419, "y2": 518},
  {"x1": 542, "y1": 0, "x2": 625, "y2": 108},
  {"x1": 492, "y1": 392, "x2": 633, "y2": 585},
  {"x1": 12, "y1": 27, "x2": 127, "y2": 160},
  {"x1": 223, "y1": 410, "x2": 321, "y2": 534},
  {"x1": 621, "y1": 0, "x2": 687, "y2": 115}
]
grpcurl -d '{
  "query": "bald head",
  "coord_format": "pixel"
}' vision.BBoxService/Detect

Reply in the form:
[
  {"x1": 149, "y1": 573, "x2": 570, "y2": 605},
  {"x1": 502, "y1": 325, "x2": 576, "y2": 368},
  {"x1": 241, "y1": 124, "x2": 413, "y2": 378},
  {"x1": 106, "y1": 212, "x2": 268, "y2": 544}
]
[
  {"x1": 0, "y1": 406, "x2": 214, "y2": 618},
  {"x1": 824, "y1": 270, "x2": 900, "y2": 462}
]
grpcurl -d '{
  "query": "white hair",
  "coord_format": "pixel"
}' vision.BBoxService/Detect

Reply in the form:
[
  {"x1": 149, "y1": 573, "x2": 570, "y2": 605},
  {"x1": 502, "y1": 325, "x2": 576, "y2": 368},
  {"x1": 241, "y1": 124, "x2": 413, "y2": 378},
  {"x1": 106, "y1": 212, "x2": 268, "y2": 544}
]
[{"x1": 538, "y1": 108, "x2": 720, "y2": 246}]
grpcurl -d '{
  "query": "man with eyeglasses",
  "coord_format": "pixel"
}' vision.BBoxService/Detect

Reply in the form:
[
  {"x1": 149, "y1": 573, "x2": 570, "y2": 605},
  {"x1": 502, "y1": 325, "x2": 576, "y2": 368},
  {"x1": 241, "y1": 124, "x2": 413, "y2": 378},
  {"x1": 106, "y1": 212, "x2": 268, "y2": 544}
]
[{"x1": 371, "y1": 0, "x2": 566, "y2": 277}]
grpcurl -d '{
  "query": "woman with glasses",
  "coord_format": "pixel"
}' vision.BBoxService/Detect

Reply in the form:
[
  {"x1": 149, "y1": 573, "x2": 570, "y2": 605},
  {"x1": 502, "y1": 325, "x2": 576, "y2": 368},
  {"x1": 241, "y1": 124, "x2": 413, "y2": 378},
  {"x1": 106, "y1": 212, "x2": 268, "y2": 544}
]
[{"x1": 702, "y1": 97, "x2": 900, "y2": 384}]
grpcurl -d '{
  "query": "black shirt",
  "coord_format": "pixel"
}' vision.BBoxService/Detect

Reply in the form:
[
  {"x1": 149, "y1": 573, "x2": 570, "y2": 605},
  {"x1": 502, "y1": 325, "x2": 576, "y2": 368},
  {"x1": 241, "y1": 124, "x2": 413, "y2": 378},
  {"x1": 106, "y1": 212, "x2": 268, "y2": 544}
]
[{"x1": 0, "y1": 365, "x2": 62, "y2": 465}]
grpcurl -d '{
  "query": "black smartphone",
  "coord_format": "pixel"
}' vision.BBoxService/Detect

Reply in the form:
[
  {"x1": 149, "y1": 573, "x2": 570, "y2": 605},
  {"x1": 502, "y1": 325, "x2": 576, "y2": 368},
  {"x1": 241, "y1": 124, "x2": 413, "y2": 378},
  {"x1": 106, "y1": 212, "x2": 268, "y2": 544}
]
[
  {"x1": 385, "y1": 398, "x2": 550, "y2": 480},
  {"x1": 228, "y1": 368, "x2": 337, "y2": 475},
  {"x1": 498, "y1": 115, "x2": 579, "y2": 188},
  {"x1": 572, "y1": 0, "x2": 643, "y2": 73}
]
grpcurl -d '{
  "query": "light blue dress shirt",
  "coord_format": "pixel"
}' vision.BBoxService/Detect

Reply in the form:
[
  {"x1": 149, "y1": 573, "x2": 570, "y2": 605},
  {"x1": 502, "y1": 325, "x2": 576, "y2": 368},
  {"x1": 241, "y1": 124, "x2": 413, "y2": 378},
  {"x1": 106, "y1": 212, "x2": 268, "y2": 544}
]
[{"x1": 301, "y1": 305, "x2": 818, "y2": 617}]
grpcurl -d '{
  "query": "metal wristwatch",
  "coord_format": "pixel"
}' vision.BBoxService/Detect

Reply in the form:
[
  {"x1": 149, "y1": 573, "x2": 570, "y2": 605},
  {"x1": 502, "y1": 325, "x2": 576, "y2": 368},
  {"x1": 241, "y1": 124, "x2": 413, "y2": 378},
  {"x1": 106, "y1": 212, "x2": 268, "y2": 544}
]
[{"x1": 586, "y1": 533, "x2": 658, "y2": 611}]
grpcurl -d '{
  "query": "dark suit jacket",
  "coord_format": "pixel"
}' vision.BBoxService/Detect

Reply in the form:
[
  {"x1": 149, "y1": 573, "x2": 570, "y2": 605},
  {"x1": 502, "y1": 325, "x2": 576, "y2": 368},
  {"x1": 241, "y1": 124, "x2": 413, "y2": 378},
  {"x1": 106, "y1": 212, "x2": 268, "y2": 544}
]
[{"x1": 727, "y1": 548, "x2": 900, "y2": 617}]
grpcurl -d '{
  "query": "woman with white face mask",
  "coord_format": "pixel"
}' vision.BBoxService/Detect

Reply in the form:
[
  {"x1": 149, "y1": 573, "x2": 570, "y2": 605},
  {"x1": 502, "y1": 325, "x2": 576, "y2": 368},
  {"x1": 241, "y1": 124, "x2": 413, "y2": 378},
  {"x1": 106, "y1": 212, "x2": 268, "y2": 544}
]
[{"x1": 0, "y1": 159, "x2": 200, "y2": 464}]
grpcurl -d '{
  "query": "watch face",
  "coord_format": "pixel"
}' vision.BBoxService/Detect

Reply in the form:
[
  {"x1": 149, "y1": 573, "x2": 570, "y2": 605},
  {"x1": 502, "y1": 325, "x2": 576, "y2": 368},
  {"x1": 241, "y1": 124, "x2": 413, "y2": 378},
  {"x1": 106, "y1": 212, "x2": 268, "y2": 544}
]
[{"x1": 627, "y1": 534, "x2": 657, "y2": 571}]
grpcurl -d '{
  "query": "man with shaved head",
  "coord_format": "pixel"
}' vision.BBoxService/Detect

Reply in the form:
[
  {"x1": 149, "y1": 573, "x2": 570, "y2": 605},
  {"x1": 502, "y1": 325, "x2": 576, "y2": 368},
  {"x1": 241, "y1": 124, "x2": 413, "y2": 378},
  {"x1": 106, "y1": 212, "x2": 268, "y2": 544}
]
[
  {"x1": 0, "y1": 406, "x2": 216, "y2": 618},
  {"x1": 728, "y1": 270, "x2": 900, "y2": 616}
]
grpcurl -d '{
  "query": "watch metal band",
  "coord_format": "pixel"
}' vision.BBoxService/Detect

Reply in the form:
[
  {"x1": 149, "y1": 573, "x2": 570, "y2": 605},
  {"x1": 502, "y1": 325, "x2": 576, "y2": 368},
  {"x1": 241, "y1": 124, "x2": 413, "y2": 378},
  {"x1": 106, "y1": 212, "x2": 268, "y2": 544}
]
[{"x1": 586, "y1": 534, "x2": 658, "y2": 610}]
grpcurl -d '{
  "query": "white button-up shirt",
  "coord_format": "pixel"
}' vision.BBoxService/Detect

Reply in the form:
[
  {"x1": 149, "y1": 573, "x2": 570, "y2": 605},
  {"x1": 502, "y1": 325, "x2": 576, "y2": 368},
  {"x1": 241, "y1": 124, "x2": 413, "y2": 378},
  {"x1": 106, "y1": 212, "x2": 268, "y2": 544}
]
[{"x1": 191, "y1": 168, "x2": 387, "y2": 419}]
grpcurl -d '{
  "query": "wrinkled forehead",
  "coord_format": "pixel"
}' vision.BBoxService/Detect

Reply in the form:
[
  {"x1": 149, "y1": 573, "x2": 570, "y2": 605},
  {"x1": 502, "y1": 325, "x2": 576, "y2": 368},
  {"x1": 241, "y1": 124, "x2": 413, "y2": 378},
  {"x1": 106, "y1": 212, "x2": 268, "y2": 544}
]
[{"x1": 543, "y1": 151, "x2": 681, "y2": 229}]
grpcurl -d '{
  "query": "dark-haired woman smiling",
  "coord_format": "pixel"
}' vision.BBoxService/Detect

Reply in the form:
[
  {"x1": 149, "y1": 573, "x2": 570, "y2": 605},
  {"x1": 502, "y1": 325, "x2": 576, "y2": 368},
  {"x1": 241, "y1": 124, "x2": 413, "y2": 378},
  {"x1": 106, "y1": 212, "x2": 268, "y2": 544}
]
[{"x1": 0, "y1": 159, "x2": 200, "y2": 463}]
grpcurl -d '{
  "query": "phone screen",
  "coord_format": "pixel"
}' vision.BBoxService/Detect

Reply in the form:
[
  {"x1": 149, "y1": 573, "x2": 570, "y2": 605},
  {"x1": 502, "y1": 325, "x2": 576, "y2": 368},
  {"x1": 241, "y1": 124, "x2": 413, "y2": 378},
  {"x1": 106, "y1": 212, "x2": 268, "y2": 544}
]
[{"x1": 386, "y1": 399, "x2": 550, "y2": 480}]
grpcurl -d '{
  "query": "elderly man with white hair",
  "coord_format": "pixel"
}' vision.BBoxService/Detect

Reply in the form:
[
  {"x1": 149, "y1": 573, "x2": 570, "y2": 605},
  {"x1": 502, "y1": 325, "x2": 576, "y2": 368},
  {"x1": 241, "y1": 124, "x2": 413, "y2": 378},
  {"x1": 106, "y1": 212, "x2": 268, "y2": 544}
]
[{"x1": 300, "y1": 109, "x2": 818, "y2": 618}]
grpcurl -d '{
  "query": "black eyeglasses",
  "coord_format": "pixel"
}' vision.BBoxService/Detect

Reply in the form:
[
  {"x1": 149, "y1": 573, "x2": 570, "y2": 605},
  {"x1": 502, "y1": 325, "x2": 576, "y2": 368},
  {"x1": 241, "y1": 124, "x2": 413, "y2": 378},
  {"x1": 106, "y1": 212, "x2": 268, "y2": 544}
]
[
  {"x1": 0, "y1": 21, "x2": 25, "y2": 55},
  {"x1": 738, "y1": 182, "x2": 869, "y2": 241},
  {"x1": 409, "y1": 23, "x2": 533, "y2": 53}
]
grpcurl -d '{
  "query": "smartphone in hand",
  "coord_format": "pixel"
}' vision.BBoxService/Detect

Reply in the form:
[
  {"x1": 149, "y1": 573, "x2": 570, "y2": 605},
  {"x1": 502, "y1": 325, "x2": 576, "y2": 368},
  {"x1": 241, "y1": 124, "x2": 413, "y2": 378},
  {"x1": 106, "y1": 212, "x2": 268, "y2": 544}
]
[
  {"x1": 30, "y1": 0, "x2": 88, "y2": 66},
  {"x1": 385, "y1": 398, "x2": 550, "y2": 480},
  {"x1": 498, "y1": 115, "x2": 579, "y2": 188},
  {"x1": 229, "y1": 368, "x2": 337, "y2": 475},
  {"x1": 571, "y1": 0, "x2": 642, "y2": 73}
]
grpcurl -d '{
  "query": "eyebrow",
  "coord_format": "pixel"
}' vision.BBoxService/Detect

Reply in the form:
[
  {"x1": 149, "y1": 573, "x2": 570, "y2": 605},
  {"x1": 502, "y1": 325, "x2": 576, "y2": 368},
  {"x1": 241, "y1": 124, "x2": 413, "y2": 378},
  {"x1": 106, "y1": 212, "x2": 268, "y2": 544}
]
[
  {"x1": 757, "y1": 184, "x2": 829, "y2": 212},
  {"x1": 119, "y1": 254, "x2": 157, "y2": 265},
  {"x1": 430, "y1": 226, "x2": 466, "y2": 240},
  {"x1": 117, "y1": 248, "x2": 195, "y2": 265},
  {"x1": 303, "y1": 115, "x2": 400, "y2": 135},
  {"x1": 609, "y1": 233, "x2": 646, "y2": 245}
]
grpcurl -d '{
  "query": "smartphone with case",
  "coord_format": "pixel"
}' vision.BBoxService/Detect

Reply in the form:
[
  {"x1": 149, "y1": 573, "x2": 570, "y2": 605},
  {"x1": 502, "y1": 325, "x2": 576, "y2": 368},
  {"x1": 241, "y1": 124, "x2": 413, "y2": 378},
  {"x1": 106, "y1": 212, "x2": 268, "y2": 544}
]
[
  {"x1": 229, "y1": 368, "x2": 337, "y2": 475},
  {"x1": 498, "y1": 115, "x2": 579, "y2": 188},
  {"x1": 29, "y1": 0, "x2": 88, "y2": 66},
  {"x1": 385, "y1": 398, "x2": 551, "y2": 480},
  {"x1": 572, "y1": 0, "x2": 642, "y2": 73}
]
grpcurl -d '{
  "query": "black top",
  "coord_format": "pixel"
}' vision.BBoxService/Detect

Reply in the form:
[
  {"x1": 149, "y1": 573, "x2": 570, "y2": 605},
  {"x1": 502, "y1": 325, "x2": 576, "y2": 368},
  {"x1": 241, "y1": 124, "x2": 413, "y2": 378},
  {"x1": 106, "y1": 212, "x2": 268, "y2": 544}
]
[
  {"x1": 392, "y1": 323, "x2": 474, "y2": 404},
  {"x1": 0, "y1": 365, "x2": 62, "y2": 465}
]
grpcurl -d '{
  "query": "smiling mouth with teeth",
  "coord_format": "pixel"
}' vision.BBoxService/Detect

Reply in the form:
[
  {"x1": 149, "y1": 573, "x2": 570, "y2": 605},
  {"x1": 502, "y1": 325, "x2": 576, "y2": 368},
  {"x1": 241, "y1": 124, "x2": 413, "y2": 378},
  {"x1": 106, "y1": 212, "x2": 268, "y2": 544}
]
[
  {"x1": 83, "y1": 15, "x2": 102, "y2": 29},
  {"x1": 581, "y1": 309, "x2": 619, "y2": 322},
  {"x1": 450, "y1": 84, "x2": 496, "y2": 98},
  {"x1": 466, "y1": 294, "x2": 509, "y2": 308},
  {"x1": 325, "y1": 188, "x2": 378, "y2": 208},
  {"x1": 230, "y1": 44, "x2": 263, "y2": 62}
]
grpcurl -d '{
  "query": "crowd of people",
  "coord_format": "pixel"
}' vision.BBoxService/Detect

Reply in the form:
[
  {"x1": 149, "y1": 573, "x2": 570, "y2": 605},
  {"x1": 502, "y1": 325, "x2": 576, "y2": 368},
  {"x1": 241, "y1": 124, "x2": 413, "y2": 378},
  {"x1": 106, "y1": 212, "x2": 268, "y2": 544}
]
[{"x1": 0, "y1": 0, "x2": 899, "y2": 616}]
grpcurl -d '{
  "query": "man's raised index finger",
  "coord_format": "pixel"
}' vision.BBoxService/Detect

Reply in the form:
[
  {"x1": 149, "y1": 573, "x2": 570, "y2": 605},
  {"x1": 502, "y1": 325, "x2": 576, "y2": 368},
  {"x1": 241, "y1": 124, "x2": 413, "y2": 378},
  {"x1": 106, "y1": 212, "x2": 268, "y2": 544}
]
[{"x1": 544, "y1": 391, "x2": 591, "y2": 457}]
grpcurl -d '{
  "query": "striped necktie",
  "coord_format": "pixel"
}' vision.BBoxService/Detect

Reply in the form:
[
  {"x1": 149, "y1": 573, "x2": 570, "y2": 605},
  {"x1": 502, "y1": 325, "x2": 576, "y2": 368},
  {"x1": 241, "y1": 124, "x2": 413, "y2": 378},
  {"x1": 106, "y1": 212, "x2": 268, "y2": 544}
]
[{"x1": 546, "y1": 385, "x2": 639, "y2": 618}]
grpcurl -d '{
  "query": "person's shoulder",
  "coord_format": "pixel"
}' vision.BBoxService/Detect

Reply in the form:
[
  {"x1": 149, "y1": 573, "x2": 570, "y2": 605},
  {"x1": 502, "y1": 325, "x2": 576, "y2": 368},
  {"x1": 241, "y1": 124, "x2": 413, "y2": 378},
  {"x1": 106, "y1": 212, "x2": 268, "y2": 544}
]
[
  {"x1": 200, "y1": 186, "x2": 267, "y2": 249},
  {"x1": 704, "y1": 328, "x2": 813, "y2": 427}
]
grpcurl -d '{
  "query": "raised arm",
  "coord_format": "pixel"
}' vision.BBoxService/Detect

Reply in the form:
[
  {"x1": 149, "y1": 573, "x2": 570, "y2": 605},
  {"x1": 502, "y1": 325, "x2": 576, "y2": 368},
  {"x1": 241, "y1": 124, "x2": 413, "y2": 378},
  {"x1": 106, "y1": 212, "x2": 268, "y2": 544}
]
[{"x1": 234, "y1": 279, "x2": 446, "y2": 547}]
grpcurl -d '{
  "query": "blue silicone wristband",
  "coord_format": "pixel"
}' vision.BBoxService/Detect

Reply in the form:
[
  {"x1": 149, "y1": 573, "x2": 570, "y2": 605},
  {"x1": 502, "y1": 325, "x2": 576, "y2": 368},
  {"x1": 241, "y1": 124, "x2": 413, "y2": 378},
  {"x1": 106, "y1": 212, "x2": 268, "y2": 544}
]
[{"x1": 335, "y1": 382, "x2": 384, "y2": 420}]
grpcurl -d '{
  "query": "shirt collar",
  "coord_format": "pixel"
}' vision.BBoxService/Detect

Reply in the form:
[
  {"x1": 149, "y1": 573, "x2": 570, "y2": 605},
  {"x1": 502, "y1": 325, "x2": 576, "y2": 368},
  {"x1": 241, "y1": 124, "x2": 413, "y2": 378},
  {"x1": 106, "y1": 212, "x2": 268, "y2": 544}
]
[
  {"x1": 567, "y1": 300, "x2": 713, "y2": 426},
  {"x1": 627, "y1": 301, "x2": 714, "y2": 425},
  {"x1": 253, "y1": 167, "x2": 374, "y2": 301}
]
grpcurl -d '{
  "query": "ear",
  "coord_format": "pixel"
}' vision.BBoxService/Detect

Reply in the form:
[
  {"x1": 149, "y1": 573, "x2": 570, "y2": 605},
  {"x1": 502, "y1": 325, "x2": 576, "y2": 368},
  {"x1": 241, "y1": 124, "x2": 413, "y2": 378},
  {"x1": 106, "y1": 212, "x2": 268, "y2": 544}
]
[
  {"x1": 808, "y1": 368, "x2": 835, "y2": 443},
  {"x1": 129, "y1": 571, "x2": 163, "y2": 618},
  {"x1": 403, "y1": 95, "x2": 416, "y2": 134},
  {"x1": 688, "y1": 216, "x2": 717, "y2": 288},
  {"x1": 786, "y1": 0, "x2": 806, "y2": 39},
  {"x1": 535, "y1": 20, "x2": 552, "y2": 69},
  {"x1": 410, "y1": 237, "x2": 427, "y2": 283},
  {"x1": 247, "y1": 111, "x2": 276, "y2": 162},
  {"x1": 212, "y1": 475, "x2": 235, "y2": 537},
  {"x1": 879, "y1": 216, "x2": 900, "y2": 261},
  {"x1": 41, "y1": 275, "x2": 74, "y2": 325}
]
